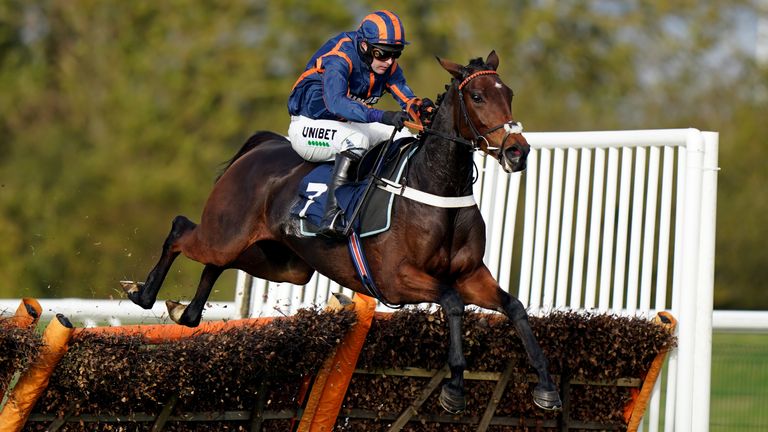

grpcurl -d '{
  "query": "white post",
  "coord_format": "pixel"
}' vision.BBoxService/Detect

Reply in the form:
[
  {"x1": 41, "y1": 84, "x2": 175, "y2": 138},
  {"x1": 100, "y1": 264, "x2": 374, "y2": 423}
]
[
  {"x1": 555, "y1": 148, "x2": 578, "y2": 308},
  {"x1": 674, "y1": 129, "x2": 705, "y2": 432},
  {"x1": 498, "y1": 172, "x2": 522, "y2": 291},
  {"x1": 530, "y1": 148, "x2": 552, "y2": 310},
  {"x1": 691, "y1": 132, "x2": 719, "y2": 432},
  {"x1": 570, "y1": 148, "x2": 592, "y2": 309},
  {"x1": 235, "y1": 270, "x2": 252, "y2": 318},
  {"x1": 517, "y1": 149, "x2": 539, "y2": 307},
  {"x1": 543, "y1": 148, "x2": 565, "y2": 308},
  {"x1": 598, "y1": 147, "x2": 619, "y2": 311}
]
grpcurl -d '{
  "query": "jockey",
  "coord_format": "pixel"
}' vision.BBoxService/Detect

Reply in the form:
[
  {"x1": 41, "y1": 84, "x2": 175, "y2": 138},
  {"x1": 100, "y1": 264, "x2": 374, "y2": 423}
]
[{"x1": 287, "y1": 10, "x2": 434, "y2": 238}]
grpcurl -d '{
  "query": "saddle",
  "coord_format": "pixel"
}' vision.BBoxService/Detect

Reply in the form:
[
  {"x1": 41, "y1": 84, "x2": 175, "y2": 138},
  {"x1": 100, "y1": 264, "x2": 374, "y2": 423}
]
[{"x1": 291, "y1": 137, "x2": 419, "y2": 237}]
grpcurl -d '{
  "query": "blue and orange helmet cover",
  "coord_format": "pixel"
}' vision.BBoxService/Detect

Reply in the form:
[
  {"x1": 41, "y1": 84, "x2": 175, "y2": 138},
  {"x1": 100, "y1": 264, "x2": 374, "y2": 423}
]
[{"x1": 356, "y1": 10, "x2": 409, "y2": 47}]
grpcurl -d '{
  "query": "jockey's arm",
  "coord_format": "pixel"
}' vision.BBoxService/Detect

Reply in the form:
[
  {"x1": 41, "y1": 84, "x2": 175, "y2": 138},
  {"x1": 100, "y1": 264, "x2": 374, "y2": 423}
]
[
  {"x1": 386, "y1": 65, "x2": 418, "y2": 111},
  {"x1": 321, "y1": 57, "x2": 383, "y2": 123}
]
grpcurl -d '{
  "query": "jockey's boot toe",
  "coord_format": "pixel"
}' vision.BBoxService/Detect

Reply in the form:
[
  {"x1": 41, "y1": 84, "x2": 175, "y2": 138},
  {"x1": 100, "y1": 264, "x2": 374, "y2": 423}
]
[
  {"x1": 317, "y1": 227, "x2": 346, "y2": 239},
  {"x1": 317, "y1": 212, "x2": 347, "y2": 239}
]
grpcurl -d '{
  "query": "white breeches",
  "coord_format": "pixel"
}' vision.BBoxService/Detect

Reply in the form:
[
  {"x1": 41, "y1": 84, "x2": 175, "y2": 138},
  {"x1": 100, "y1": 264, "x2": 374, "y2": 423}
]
[{"x1": 288, "y1": 115, "x2": 413, "y2": 162}]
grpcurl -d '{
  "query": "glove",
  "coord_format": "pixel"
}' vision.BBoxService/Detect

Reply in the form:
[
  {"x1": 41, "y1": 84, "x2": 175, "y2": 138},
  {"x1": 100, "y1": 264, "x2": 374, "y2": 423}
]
[
  {"x1": 419, "y1": 97, "x2": 435, "y2": 112},
  {"x1": 418, "y1": 97, "x2": 436, "y2": 124},
  {"x1": 381, "y1": 110, "x2": 409, "y2": 129}
]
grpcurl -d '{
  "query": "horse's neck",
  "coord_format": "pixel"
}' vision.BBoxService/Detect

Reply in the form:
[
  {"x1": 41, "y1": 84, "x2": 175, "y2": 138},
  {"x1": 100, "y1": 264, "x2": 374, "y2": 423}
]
[{"x1": 410, "y1": 90, "x2": 474, "y2": 196}]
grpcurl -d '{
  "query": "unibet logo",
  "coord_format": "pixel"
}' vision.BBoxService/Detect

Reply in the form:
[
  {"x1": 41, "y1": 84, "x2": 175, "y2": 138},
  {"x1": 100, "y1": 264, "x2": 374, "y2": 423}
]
[{"x1": 308, "y1": 140, "x2": 330, "y2": 147}]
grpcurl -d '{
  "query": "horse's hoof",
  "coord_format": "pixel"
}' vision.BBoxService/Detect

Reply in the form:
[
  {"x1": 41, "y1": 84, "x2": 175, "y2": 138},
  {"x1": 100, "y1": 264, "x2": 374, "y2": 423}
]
[
  {"x1": 166, "y1": 300, "x2": 186, "y2": 324},
  {"x1": 120, "y1": 281, "x2": 154, "y2": 309},
  {"x1": 439, "y1": 384, "x2": 466, "y2": 414},
  {"x1": 120, "y1": 280, "x2": 142, "y2": 295},
  {"x1": 120, "y1": 281, "x2": 145, "y2": 306},
  {"x1": 166, "y1": 300, "x2": 201, "y2": 327},
  {"x1": 533, "y1": 387, "x2": 562, "y2": 411}
]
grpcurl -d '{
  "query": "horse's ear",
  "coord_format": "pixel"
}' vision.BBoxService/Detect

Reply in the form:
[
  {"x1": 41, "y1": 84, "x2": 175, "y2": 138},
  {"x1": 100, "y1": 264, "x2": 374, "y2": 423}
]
[
  {"x1": 486, "y1": 50, "x2": 499, "y2": 71},
  {"x1": 436, "y1": 56, "x2": 465, "y2": 80}
]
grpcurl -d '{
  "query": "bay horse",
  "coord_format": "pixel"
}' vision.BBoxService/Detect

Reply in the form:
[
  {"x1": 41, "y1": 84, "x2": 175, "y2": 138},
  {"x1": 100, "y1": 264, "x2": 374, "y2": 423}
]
[{"x1": 122, "y1": 51, "x2": 562, "y2": 412}]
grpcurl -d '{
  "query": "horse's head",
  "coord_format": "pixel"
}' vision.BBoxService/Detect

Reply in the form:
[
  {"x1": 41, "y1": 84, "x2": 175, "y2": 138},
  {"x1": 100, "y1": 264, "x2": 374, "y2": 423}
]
[{"x1": 436, "y1": 51, "x2": 529, "y2": 173}]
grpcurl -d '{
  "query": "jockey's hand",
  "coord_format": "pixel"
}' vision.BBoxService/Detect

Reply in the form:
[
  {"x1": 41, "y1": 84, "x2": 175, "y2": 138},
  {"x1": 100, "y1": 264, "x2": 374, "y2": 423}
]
[
  {"x1": 418, "y1": 98, "x2": 436, "y2": 125},
  {"x1": 419, "y1": 97, "x2": 435, "y2": 111},
  {"x1": 381, "y1": 110, "x2": 409, "y2": 129}
]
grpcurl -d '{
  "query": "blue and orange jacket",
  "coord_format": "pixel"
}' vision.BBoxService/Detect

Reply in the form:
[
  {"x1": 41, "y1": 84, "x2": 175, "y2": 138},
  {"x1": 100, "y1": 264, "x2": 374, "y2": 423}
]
[{"x1": 287, "y1": 32, "x2": 417, "y2": 123}]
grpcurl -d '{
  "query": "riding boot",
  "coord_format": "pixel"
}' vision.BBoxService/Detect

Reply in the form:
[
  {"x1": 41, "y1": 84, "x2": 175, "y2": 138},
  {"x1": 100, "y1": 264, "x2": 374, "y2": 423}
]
[{"x1": 317, "y1": 152, "x2": 356, "y2": 239}]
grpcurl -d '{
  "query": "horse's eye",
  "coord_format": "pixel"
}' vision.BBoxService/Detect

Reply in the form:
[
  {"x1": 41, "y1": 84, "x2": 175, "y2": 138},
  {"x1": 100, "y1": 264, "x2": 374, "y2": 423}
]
[{"x1": 471, "y1": 93, "x2": 483, "y2": 103}]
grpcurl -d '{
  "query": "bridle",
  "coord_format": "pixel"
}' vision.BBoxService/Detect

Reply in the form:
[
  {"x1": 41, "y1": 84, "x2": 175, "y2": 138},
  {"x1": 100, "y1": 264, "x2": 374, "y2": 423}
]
[
  {"x1": 419, "y1": 69, "x2": 523, "y2": 154},
  {"x1": 456, "y1": 70, "x2": 523, "y2": 153}
]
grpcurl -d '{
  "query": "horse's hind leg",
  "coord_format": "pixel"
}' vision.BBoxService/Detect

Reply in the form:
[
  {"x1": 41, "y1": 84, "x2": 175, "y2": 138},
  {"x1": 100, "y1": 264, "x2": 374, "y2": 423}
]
[
  {"x1": 166, "y1": 264, "x2": 224, "y2": 327},
  {"x1": 438, "y1": 288, "x2": 468, "y2": 414},
  {"x1": 122, "y1": 216, "x2": 196, "y2": 309},
  {"x1": 500, "y1": 291, "x2": 562, "y2": 410}
]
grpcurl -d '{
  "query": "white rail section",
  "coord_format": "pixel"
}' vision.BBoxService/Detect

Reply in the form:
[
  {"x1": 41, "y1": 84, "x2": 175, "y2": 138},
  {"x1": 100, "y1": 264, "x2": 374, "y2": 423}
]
[{"x1": 0, "y1": 129, "x2": 726, "y2": 431}]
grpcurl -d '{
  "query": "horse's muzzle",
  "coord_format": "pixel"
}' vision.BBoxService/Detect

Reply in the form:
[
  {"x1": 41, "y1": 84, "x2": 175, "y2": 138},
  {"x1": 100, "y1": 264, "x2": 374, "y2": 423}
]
[{"x1": 501, "y1": 142, "x2": 529, "y2": 173}]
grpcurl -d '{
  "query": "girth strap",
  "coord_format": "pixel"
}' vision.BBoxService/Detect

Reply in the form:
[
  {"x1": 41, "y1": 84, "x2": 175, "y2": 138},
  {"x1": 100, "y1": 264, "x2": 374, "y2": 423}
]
[{"x1": 377, "y1": 178, "x2": 476, "y2": 208}]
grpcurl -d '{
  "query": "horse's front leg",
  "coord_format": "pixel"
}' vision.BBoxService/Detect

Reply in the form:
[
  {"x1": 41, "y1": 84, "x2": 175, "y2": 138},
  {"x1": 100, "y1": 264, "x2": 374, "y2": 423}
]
[
  {"x1": 500, "y1": 291, "x2": 562, "y2": 410},
  {"x1": 166, "y1": 264, "x2": 224, "y2": 327},
  {"x1": 437, "y1": 288, "x2": 467, "y2": 414},
  {"x1": 456, "y1": 266, "x2": 562, "y2": 410},
  {"x1": 394, "y1": 265, "x2": 468, "y2": 413}
]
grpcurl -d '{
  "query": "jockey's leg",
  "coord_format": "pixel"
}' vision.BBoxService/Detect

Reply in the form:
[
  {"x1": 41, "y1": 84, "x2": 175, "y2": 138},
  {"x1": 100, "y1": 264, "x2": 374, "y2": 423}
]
[
  {"x1": 288, "y1": 116, "x2": 393, "y2": 238},
  {"x1": 288, "y1": 116, "x2": 357, "y2": 162},
  {"x1": 317, "y1": 148, "x2": 362, "y2": 238},
  {"x1": 287, "y1": 115, "x2": 400, "y2": 162}
]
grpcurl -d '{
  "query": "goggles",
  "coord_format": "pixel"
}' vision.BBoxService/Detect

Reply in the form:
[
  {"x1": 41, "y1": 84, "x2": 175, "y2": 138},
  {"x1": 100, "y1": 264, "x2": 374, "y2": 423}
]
[{"x1": 371, "y1": 46, "x2": 402, "y2": 61}]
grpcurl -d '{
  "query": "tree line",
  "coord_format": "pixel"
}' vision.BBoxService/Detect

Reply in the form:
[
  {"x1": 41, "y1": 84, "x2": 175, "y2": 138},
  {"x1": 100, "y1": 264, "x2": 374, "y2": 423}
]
[{"x1": 0, "y1": 0, "x2": 765, "y2": 309}]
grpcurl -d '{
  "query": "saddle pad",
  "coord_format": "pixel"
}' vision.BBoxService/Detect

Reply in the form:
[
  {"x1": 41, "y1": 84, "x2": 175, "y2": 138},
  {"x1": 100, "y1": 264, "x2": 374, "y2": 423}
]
[{"x1": 291, "y1": 139, "x2": 418, "y2": 237}]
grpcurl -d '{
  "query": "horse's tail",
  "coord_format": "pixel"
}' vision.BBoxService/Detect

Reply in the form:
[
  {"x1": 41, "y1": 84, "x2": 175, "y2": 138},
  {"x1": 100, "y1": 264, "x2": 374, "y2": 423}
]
[{"x1": 217, "y1": 131, "x2": 288, "y2": 181}]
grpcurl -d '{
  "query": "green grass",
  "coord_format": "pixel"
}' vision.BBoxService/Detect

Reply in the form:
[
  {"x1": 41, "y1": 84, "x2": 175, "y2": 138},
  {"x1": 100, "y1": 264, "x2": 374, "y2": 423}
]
[{"x1": 710, "y1": 332, "x2": 768, "y2": 432}]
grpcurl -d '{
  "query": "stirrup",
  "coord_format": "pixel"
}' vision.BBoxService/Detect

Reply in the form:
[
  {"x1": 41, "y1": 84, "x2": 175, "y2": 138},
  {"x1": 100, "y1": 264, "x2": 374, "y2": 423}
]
[{"x1": 317, "y1": 211, "x2": 347, "y2": 239}]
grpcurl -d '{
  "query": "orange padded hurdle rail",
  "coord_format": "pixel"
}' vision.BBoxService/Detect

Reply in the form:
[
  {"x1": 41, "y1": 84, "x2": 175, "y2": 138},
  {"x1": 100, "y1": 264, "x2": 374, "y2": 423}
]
[
  {"x1": 10, "y1": 298, "x2": 42, "y2": 329},
  {"x1": 0, "y1": 299, "x2": 43, "y2": 404},
  {"x1": 72, "y1": 316, "x2": 275, "y2": 344},
  {"x1": 297, "y1": 294, "x2": 376, "y2": 432},
  {"x1": 0, "y1": 314, "x2": 74, "y2": 432},
  {"x1": 623, "y1": 311, "x2": 678, "y2": 431}
]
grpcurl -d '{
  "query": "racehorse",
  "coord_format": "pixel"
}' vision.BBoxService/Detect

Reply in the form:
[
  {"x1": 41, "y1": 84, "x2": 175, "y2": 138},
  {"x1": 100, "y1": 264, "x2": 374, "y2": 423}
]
[{"x1": 122, "y1": 51, "x2": 562, "y2": 413}]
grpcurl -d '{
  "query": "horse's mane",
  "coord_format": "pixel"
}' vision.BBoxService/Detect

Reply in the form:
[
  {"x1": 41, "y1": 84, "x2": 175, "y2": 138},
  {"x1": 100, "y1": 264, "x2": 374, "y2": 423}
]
[
  {"x1": 216, "y1": 131, "x2": 287, "y2": 182},
  {"x1": 466, "y1": 57, "x2": 488, "y2": 71}
]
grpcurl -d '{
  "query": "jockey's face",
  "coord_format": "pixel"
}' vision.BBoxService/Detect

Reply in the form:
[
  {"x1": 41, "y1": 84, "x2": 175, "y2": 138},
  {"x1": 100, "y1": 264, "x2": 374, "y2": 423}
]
[
  {"x1": 371, "y1": 54, "x2": 394, "y2": 74},
  {"x1": 361, "y1": 41, "x2": 397, "y2": 75}
]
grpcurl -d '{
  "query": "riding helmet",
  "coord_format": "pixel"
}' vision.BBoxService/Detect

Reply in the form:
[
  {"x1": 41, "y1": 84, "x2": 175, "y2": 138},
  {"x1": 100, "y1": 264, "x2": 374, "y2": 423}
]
[{"x1": 357, "y1": 10, "x2": 409, "y2": 46}]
